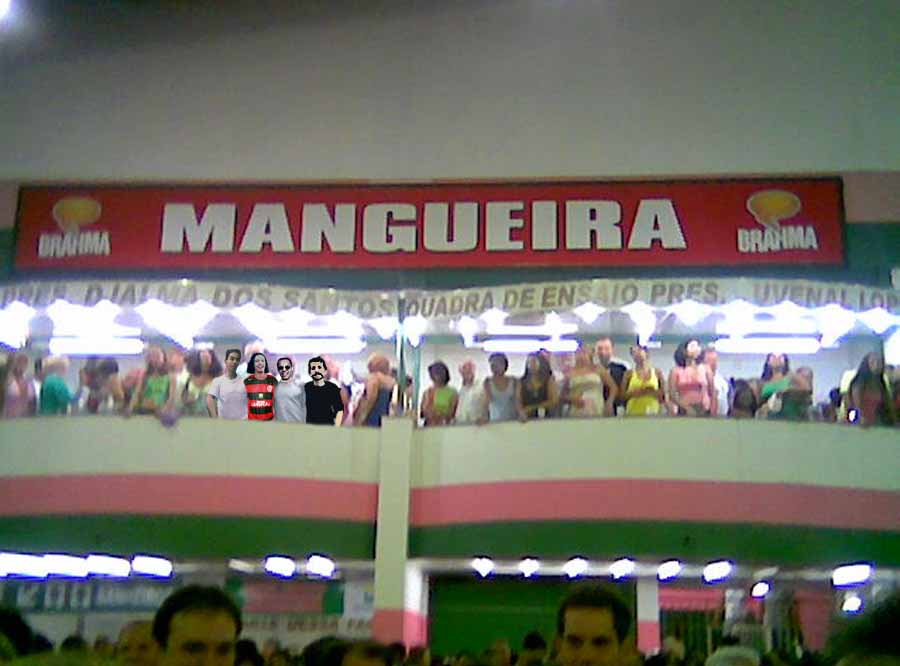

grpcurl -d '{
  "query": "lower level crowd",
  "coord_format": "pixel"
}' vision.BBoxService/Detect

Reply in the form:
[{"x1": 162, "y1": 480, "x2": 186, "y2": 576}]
[{"x1": 1, "y1": 584, "x2": 896, "y2": 666}]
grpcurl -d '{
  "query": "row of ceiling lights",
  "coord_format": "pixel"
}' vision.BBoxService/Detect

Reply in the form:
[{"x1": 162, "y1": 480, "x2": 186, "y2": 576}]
[
  {"x1": 0, "y1": 553, "x2": 172, "y2": 579},
  {"x1": 467, "y1": 557, "x2": 874, "y2": 595}
]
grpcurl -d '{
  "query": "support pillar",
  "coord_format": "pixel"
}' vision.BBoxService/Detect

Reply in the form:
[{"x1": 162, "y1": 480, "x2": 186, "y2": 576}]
[
  {"x1": 372, "y1": 417, "x2": 428, "y2": 646},
  {"x1": 636, "y1": 577, "x2": 661, "y2": 654}
]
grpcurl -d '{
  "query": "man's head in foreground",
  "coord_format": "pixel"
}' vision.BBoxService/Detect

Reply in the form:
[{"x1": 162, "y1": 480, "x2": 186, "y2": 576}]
[
  {"x1": 152, "y1": 586, "x2": 242, "y2": 666},
  {"x1": 555, "y1": 585, "x2": 631, "y2": 666}
]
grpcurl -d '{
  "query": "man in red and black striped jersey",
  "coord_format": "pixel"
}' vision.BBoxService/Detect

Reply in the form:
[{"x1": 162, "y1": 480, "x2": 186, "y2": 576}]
[{"x1": 244, "y1": 352, "x2": 276, "y2": 421}]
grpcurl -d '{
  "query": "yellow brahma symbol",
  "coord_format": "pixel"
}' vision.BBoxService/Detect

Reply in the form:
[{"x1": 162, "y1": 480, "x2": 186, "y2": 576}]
[
  {"x1": 52, "y1": 197, "x2": 102, "y2": 234},
  {"x1": 746, "y1": 190, "x2": 801, "y2": 230}
]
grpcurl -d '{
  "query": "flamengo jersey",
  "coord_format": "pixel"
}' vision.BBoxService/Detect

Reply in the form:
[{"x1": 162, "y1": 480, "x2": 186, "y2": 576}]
[{"x1": 244, "y1": 374, "x2": 277, "y2": 421}]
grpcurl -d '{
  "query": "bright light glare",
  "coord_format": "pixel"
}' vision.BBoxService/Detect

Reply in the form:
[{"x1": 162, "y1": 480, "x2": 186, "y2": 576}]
[
  {"x1": 136, "y1": 299, "x2": 218, "y2": 348},
  {"x1": 832, "y1": 564, "x2": 872, "y2": 587},
  {"x1": 714, "y1": 337, "x2": 821, "y2": 355},
  {"x1": 368, "y1": 317, "x2": 400, "y2": 340},
  {"x1": 657, "y1": 560, "x2": 682, "y2": 581},
  {"x1": 47, "y1": 300, "x2": 139, "y2": 337},
  {"x1": 842, "y1": 594, "x2": 863, "y2": 613},
  {"x1": 573, "y1": 302, "x2": 605, "y2": 325},
  {"x1": 86, "y1": 555, "x2": 130, "y2": 577},
  {"x1": 471, "y1": 557, "x2": 495, "y2": 578},
  {"x1": 264, "y1": 556, "x2": 296, "y2": 578},
  {"x1": 0, "y1": 553, "x2": 48, "y2": 578},
  {"x1": 457, "y1": 316, "x2": 480, "y2": 346},
  {"x1": 751, "y1": 582, "x2": 770, "y2": 598},
  {"x1": 857, "y1": 308, "x2": 899, "y2": 334},
  {"x1": 479, "y1": 309, "x2": 509, "y2": 328},
  {"x1": 266, "y1": 337, "x2": 365, "y2": 354},
  {"x1": 620, "y1": 301, "x2": 658, "y2": 345},
  {"x1": 49, "y1": 337, "x2": 145, "y2": 356},
  {"x1": 131, "y1": 556, "x2": 173, "y2": 578},
  {"x1": 0, "y1": 1, "x2": 11, "y2": 22},
  {"x1": 306, "y1": 555, "x2": 335, "y2": 578},
  {"x1": 482, "y1": 338, "x2": 578, "y2": 354},
  {"x1": 703, "y1": 560, "x2": 733, "y2": 583},
  {"x1": 0, "y1": 302, "x2": 35, "y2": 348},
  {"x1": 44, "y1": 554, "x2": 89, "y2": 578},
  {"x1": 563, "y1": 557, "x2": 588, "y2": 578},
  {"x1": 518, "y1": 558, "x2": 540, "y2": 578},
  {"x1": 402, "y1": 315, "x2": 429, "y2": 347},
  {"x1": 667, "y1": 300, "x2": 712, "y2": 327},
  {"x1": 609, "y1": 558, "x2": 635, "y2": 579}
]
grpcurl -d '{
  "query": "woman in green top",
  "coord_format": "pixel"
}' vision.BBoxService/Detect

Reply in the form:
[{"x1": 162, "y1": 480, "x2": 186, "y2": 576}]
[
  {"x1": 759, "y1": 353, "x2": 791, "y2": 402},
  {"x1": 127, "y1": 346, "x2": 175, "y2": 416},
  {"x1": 420, "y1": 361, "x2": 458, "y2": 426}
]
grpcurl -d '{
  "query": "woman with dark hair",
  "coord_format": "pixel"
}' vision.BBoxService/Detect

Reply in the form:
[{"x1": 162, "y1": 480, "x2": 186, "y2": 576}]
[
  {"x1": 848, "y1": 352, "x2": 895, "y2": 426},
  {"x1": 668, "y1": 339, "x2": 715, "y2": 416},
  {"x1": 482, "y1": 352, "x2": 519, "y2": 423},
  {"x1": 78, "y1": 356, "x2": 124, "y2": 414},
  {"x1": 623, "y1": 344, "x2": 665, "y2": 416},
  {"x1": 759, "y1": 353, "x2": 791, "y2": 403},
  {"x1": 420, "y1": 361, "x2": 458, "y2": 426},
  {"x1": 181, "y1": 349, "x2": 222, "y2": 416},
  {"x1": 244, "y1": 352, "x2": 277, "y2": 421},
  {"x1": 519, "y1": 352, "x2": 559, "y2": 420}
]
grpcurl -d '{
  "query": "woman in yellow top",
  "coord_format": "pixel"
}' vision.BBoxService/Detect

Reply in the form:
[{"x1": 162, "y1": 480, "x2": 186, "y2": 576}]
[
  {"x1": 622, "y1": 344, "x2": 666, "y2": 416},
  {"x1": 420, "y1": 361, "x2": 459, "y2": 426}
]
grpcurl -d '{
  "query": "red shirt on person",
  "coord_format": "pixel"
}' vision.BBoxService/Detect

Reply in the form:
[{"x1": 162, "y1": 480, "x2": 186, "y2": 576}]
[{"x1": 244, "y1": 374, "x2": 277, "y2": 421}]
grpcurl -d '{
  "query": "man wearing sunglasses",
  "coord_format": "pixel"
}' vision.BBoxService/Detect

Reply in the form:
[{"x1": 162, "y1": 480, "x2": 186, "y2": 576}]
[{"x1": 273, "y1": 357, "x2": 306, "y2": 423}]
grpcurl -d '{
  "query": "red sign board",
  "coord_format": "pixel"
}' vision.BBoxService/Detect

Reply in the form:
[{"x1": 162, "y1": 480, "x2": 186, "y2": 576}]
[{"x1": 14, "y1": 178, "x2": 844, "y2": 271}]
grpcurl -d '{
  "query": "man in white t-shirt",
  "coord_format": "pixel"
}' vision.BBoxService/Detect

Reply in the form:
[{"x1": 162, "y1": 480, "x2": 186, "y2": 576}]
[
  {"x1": 456, "y1": 359, "x2": 485, "y2": 424},
  {"x1": 702, "y1": 347, "x2": 730, "y2": 417},
  {"x1": 207, "y1": 349, "x2": 247, "y2": 420}
]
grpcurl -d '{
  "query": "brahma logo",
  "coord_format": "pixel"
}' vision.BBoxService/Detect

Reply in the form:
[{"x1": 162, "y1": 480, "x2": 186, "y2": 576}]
[
  {"x1": 38, "y1": 197, "x2": 111, "y2": 258},
  {"x1": 737, "y1": 190, "x2": 818, "y2": 254}
]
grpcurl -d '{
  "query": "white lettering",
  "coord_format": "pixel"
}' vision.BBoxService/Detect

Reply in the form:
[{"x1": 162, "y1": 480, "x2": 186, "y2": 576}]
[
  {"x1": 239, "y1": 204, "x2": 295, "y2": 253},
  {"x1": 363, "y1": 204, "x2": 417, "y2": 253},
  {"x1": 805, "y1": 227, "x2": 819, "y2": 249},
  {"x1": 565, "y1": 201, "x2": 622, "y2": 249},
  {"x1": 161, "y1": 203, "x2": 236, "y2": 253},
  {"x1": 737, "y1": 229, "x2": 751, "y2": 253},
  {"x1": 627, "y1": 199, "x2": 687, "y2": 250},
  {"x1": 783, "y1": 225, "x2": 805, "y2": 249},
  {"x1": 531, "y1": 201, "x2": 558, "y2": 250},
  {"x1": 37, "y1": 232, "x2": 111, "y2": 258},
  {"x1": 486, "y1": 201, "x2": 524, "y2": 251},
  {"x1": 301, "y1": 204, "x2": 356, "y2": 253},
  {"x1": 423, "y1": 203, "x2": 478, "y2": 252}
]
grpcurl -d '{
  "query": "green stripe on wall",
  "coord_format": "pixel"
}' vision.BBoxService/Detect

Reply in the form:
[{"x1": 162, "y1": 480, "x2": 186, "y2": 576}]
[
  {"x1": 0, "y1": 515, "x2": 375, "y2": 560},
  {"x1": 2, "y1": 224, "x2": 899, "y2": 288},
  {"x1": 410, "y1": 521, "x2": 900, "y2": 566}
]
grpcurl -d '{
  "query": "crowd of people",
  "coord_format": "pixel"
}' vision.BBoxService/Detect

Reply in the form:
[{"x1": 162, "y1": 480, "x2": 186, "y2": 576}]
[
  {"x1": 1, "y1": 338, "x2": 897, "y2": 427},
  {"x1": 421, "y1": 339, "x2": 897, "y2": 427},
  {"x1": 1, "y1": 585, "x2": 897, "y2": 666}
]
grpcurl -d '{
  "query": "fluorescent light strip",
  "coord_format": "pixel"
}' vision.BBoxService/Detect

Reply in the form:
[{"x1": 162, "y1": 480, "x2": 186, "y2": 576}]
[
  {"x1": 264, "y1": 556, "x2": 296, "y2": 578},
  {"x1": 562, "y1": 558, "x2": 588, "y2": 579},
  {"x1": 703, "y1": 560, "x2": 733, "y2": 583},
  {"x1": 86, "y1": 555, "x2": 131, "y2": 578},
  {"x1": 306, "y1": 555, "x2": 336, "y2": 578},
  {"x1": 657, "y1": 560, "x2": 682, "y2": 581},
  {"x1": 44, "y1": 554, "x2": 89, "y2": 578},
  {"x1": 714, "y1": 337, "x2": 821, "y2": 355},
  {"x1": 832, "y1": 563, "x2": 872, "y2": 587},
  {"x1": 131, "y1": 556, "x2": 173, "y2": 578}
]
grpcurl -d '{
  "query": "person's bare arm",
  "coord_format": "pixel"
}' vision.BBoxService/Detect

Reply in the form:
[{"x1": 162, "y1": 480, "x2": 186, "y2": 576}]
[
  {"x1": 420, "y1": 387, "x2": 435, "y2": 423},
  {"x1": 601, "y1": 369, "x2": 618, "y2": 416},
  {"x1": 706, "y1": 366, "x2": 717, "y2": 416},
  {"x1": 545, "y1": 378, "x2": 559, "y2": 411},
  {"x1": 655, "y1": 369, "x2": 667, "y2": 406},
  {"x1": 355, "y1": 376, "x2": 378, "y2": 425},
  {"x1": 206, "y1": 393, "x2": 218, "y2": 418}
]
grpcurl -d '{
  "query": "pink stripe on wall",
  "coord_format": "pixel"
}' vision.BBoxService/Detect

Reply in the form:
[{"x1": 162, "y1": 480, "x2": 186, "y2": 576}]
[
  {"x1": 0, "y1": 475, "x2": 377, "y2": 521},
  {"x1": 372, "y1": 609, "x2": 428, "y2": 647},
  {"x1": 410, "y1": 479, "x2": 900, "y2": 531},
  {"x1": 637, "y1": 620, "x2": 660, "y2": 654}
]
